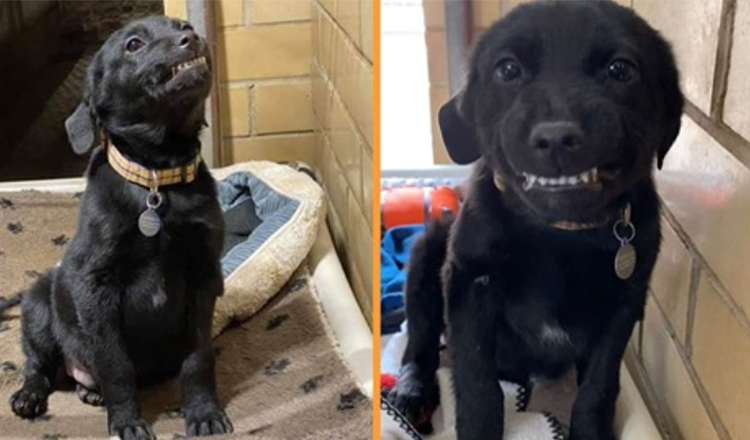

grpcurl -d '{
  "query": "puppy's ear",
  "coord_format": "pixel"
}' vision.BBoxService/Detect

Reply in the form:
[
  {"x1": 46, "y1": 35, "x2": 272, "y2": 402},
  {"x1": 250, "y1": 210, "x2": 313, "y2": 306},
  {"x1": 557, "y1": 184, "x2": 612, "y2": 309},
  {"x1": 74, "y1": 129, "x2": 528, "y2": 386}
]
[
  {"x1": 655, "y1": 46, "x2": 684, "y2": 169},
  {"x1": 438, "y1": 96, "x2": 481, "y2": 165},
  {"x1": 65, "y1": 102, "x2": 100, "y2": 155}
]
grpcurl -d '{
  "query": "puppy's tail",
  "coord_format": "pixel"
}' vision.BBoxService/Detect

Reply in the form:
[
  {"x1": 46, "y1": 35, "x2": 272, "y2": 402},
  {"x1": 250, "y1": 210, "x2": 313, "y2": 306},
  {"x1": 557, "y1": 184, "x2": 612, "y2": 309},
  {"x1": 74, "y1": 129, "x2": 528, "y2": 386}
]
[{"x1": 0, "y1": 269, "x2": 55, "y2": 320}]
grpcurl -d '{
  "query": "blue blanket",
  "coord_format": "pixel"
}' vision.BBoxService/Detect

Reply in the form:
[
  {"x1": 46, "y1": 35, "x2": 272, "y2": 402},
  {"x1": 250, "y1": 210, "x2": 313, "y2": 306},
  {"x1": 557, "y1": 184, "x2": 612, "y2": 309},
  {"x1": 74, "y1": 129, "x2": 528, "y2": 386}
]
[{"x1": 381, "y1": 224, "x2": 424, "y2": 334}]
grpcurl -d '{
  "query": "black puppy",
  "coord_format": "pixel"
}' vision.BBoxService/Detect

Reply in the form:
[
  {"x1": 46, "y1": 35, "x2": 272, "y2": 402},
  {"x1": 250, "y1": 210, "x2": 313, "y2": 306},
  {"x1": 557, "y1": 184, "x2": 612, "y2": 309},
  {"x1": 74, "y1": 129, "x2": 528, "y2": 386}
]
[
  {"x1": 388, "y1": 2, "x2": 682, "y2": 440},
  {"x1": 10, "y1": 16, "x2": 233, "y2": 439}
]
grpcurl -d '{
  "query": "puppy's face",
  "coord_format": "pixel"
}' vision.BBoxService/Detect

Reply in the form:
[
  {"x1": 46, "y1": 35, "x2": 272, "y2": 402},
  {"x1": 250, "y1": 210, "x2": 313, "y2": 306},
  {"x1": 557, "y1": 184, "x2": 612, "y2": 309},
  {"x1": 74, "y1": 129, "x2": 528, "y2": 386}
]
[
  {"x1": 441, "y1": 1, "x2": 683, "y2": 222},
  {"x1": 66, "y1": 16, "x2": 213, "y2": 156},
  {"x1": 98, "y1": 16, "x2": 212, "y2": 106}
]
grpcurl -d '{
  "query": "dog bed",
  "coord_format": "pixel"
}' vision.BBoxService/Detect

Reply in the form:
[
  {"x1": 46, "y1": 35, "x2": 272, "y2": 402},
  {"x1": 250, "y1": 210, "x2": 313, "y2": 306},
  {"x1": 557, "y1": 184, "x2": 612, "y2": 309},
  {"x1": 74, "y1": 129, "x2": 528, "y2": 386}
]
[
  {"x1": 380, "y1": 326, "x2": 565, "y2": 440},
  {"x1": 210, "y1": 162, "x2": 326, "y2": 336},
  {"x1": 0, "y1": 161, "x2": 326, "y2": 334},
  {"x1": 0, "y1": 162, "x2": 373, "y2": 439}
]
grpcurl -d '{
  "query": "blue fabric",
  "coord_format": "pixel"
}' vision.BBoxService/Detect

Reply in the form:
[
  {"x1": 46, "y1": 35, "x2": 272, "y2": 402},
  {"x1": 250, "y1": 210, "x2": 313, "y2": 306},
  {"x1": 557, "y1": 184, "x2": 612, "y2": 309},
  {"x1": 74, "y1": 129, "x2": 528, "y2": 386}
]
[
  {"x1": 381, "y1": 224, "x2": 424, "y2": 331},
  {"x1": 216, "y1": 171, "x2": 300, "y2": 278}
]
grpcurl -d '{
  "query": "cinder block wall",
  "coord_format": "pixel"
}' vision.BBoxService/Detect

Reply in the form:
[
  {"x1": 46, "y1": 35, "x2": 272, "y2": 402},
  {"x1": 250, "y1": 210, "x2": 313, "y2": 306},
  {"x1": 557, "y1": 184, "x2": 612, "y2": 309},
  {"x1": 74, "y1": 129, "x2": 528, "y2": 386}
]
[
  {"x1": 164, "y1": 0, "x2": 373, "y2": 321},
  {"x1": 215, "y1": 0, "x2": 315, "y2": 164},
  {"x1": 218, "y1": 0, "x2": 374, "y2": 321},
  {"x1": 626, "y1": 2, "x2": 750, "y2": 440},
  {"x1": 311, "y1": 0, "x2": 374, "y2": 324},
  {"x1": 424, "y1": 1, "x2": 750, "y2": 438}
]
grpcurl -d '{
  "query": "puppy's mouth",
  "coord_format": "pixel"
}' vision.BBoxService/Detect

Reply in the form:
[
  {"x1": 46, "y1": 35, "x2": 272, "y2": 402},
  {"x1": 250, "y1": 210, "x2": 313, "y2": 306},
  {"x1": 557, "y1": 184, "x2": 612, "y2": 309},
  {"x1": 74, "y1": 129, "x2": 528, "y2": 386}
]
[
  {"x1": 519, "y1": 165, "x2": 621, "y2": 192},
  {"x1": 167, "y1": 56, "x2": 209, "y2": 82}
]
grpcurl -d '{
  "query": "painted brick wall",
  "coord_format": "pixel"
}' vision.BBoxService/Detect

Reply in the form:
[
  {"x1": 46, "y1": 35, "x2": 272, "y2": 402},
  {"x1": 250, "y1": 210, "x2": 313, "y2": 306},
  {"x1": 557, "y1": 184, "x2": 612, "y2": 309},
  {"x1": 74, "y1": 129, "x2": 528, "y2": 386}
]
[
  {"x1": 167, "y1": 0, "x2": 373, "y2": 320},
  {"x1": 311, "y1": 0, "x2": 374, "y2": 324},
  {"x1": 626, "y1": 1, "x2": 750, "y2": 439},
  {"x1": 214, "y1": 0, "x2": 315, "y2": 164},
  {"x1": 423, "y1": 1, "x2": 750, "y2": 438}
]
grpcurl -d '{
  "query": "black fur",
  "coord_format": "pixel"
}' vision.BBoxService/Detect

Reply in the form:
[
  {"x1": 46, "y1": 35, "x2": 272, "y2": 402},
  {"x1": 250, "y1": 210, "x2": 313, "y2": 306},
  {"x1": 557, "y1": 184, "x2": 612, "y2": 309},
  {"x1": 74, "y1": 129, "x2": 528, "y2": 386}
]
[
  {"x1": 387, "y1": 2, "x2": 683, "y2": 440},
  {"x1": 9, "y1": 16, "x2": 233, "y2": 439}
]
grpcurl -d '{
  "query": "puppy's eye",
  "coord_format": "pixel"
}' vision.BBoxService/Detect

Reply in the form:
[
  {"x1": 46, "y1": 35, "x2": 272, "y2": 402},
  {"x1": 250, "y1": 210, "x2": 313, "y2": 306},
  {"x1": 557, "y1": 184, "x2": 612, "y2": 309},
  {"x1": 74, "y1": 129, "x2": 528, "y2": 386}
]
[
  {"x1": 608, "y1": 59, "x2": 638, "y2": 82},
  {"x1": 494, "y1": 59, "x2": 522, "y2": 83},
  {"x1": 125, "y1": 37, "x2": 145, "y2": 53},
  {"x1": 182, "y1": 23, "x2": 194, "y2": 32}
]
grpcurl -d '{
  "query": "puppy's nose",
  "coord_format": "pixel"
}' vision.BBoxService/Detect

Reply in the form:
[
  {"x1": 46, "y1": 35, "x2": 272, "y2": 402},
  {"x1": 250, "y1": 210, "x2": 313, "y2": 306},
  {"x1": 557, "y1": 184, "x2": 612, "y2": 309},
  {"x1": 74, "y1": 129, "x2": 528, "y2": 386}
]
[
  {"x1": 530, "y1": 121, "x2": 583, "y2": 152},
  {"x1": 177, "y1": 32, "x2": 199, "y2": 49}
]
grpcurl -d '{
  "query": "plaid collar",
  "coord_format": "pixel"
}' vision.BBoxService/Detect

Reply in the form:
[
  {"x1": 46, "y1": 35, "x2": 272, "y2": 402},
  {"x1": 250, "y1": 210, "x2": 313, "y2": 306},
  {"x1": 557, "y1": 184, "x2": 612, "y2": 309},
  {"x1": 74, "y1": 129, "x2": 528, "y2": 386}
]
[{"x1": 106, "y1": 141, "x2": 201, "y2": 189}]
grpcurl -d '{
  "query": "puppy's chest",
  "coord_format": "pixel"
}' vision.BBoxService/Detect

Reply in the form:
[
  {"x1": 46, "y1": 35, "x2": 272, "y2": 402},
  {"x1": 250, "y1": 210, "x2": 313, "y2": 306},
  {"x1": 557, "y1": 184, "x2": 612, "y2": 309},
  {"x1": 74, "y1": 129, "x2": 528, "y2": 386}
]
[
  {"x1": 123, "y1": 263, "x2": 188, "y2": 310},
  {"x1": 127, "y1": 211, "x2": 216, "y2": 255},
  {"x1": 128, "y1": 189, "x2": 222, "y2": 238},
  {"x1": 493, "y1": 248, "x2": 622, "y2": 347}
]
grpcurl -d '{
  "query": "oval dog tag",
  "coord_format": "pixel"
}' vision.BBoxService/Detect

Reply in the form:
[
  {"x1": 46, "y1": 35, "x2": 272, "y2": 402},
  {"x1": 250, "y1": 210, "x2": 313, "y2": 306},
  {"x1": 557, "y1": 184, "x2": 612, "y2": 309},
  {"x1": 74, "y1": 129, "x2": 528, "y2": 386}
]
[
  {"x1": 138, "y1": 209, "x2": 161, "y2": 237},
  {"x1": 615, "y1": 243, "x2": 637, "y2": 280}
]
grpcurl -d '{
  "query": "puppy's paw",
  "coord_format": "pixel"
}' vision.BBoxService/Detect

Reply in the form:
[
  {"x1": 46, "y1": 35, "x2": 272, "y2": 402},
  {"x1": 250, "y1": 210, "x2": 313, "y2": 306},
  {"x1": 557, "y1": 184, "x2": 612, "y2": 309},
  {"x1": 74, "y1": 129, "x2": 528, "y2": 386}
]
[
  {"x1": 10, "y1": 388, "x2": 48, "y2": 419},
  {"x1": 76, "y1": 383, "x2": 105, "y2": 406},
  {"x1": 386, "y1": 365, "x2": 439, "y2": 431},
  {"x1": 109, "y1": 418, "x2": 156, "y2": 440},
  {"x1": 185, "y1": 408, "x2": 234, "y2": 437}
]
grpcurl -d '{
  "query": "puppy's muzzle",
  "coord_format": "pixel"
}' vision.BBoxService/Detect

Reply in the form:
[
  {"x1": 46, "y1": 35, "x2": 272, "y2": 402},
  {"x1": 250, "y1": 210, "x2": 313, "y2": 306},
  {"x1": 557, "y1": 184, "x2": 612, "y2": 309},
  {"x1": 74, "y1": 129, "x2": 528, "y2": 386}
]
[
  {"x1": 177, "y1": 31, "x2": 200, "y2": 51},
  {"x1": 530, "y1": 121, "x2": 583, "y2": 153},
  {"x1": 518, "y1": 120, "x2": 621, "y2": 193}
]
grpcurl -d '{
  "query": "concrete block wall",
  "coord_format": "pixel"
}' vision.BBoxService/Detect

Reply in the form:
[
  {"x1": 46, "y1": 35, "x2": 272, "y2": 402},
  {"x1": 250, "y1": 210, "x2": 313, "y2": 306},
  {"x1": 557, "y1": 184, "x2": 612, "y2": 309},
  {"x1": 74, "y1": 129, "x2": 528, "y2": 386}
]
[
  {"x1": 163, "y1": 0, "x2": 373, "y2": 321},
  {"x1": 214, "y1": 0, "x2": 315, "y2": 165},
  {"x1": 627, "y1": 1, "x2": 750, "y2": 439},
  {"x1": 311, "y1": 0, "x2": 374, "y2": 324}
]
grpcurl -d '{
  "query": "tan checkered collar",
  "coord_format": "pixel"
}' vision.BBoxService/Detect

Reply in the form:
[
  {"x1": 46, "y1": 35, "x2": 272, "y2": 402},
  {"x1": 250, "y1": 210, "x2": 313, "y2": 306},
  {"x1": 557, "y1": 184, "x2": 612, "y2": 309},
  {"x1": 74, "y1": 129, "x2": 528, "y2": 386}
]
[{"x1": 106, "y1": 141, "x2": 201, "y2": 189}]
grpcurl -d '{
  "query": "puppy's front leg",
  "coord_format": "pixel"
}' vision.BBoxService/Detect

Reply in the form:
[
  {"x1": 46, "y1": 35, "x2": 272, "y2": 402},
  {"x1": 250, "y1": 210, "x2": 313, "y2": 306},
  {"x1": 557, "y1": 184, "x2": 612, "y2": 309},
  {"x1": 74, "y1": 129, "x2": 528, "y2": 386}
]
[
  {"x1": 445, "y1": 263, "x2": 504, "y2": 440},
  {"x1": 82, "y1": 291, "x2": 154, "y2": 440},
  {"x1": 569, "y1": 305, "x2": 641, "y2": 440},
  {"x1": 181, "y1": 272, "x2": 233, "y2": 437}
]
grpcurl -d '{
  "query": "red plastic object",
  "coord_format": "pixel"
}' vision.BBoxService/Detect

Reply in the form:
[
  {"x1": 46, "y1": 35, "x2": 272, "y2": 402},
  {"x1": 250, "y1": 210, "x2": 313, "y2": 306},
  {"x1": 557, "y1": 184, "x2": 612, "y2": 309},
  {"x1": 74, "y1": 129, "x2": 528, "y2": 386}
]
[
  {"x1": 381, "y1": 186, "x2": 459, "y2": 229},
  {"x1": 428, "y1": 186, "x2": 460, "y2": 218}
]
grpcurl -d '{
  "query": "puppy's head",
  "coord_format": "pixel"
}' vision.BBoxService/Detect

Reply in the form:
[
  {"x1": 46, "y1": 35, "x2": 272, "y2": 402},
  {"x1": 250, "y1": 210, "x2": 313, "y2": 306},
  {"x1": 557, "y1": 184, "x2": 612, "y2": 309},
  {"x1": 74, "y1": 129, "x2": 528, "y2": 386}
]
[
  {"x1": 66, "y1": 16, "x2": 213, "y2": 158},
  {"x1": 440, "y1": 1, "x2": 683, "y2": 223}
]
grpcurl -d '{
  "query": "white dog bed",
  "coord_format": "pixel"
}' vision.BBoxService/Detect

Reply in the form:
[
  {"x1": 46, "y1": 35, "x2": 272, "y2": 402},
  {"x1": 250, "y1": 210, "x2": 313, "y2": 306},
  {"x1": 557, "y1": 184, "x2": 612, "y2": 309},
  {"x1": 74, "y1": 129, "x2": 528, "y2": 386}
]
[{"x1": 209, "y1": 162, "x2": 326, "y2": 335}]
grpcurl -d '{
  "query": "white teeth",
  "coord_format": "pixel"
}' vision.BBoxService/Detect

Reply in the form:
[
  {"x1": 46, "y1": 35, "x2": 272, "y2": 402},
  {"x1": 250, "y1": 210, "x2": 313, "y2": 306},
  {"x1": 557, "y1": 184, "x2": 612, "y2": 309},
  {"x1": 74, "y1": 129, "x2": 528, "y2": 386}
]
[
  {"x1": 522, "y1": 167, "x2": 599, "y2": 190},
  {"x1": 171, "y1": 57, "x2": 207, "y2": 77},
  {"x1": 522, "y1": 173, "x2": 536, "y2": 190}
]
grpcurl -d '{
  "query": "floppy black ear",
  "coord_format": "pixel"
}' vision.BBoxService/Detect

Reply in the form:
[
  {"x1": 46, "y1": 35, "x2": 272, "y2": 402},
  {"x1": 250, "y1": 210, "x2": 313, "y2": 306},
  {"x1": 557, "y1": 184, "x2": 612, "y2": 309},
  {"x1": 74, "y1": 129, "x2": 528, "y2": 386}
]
[
  {"x1": 438, "y1": 97, "x2": 481, "y2": 165},
  {"x1": 65, "y1": 102, "x2": 99, "y2": 155},
  {"x1": 655, "y1": 46, "x2": 684, "y2": 169}
]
